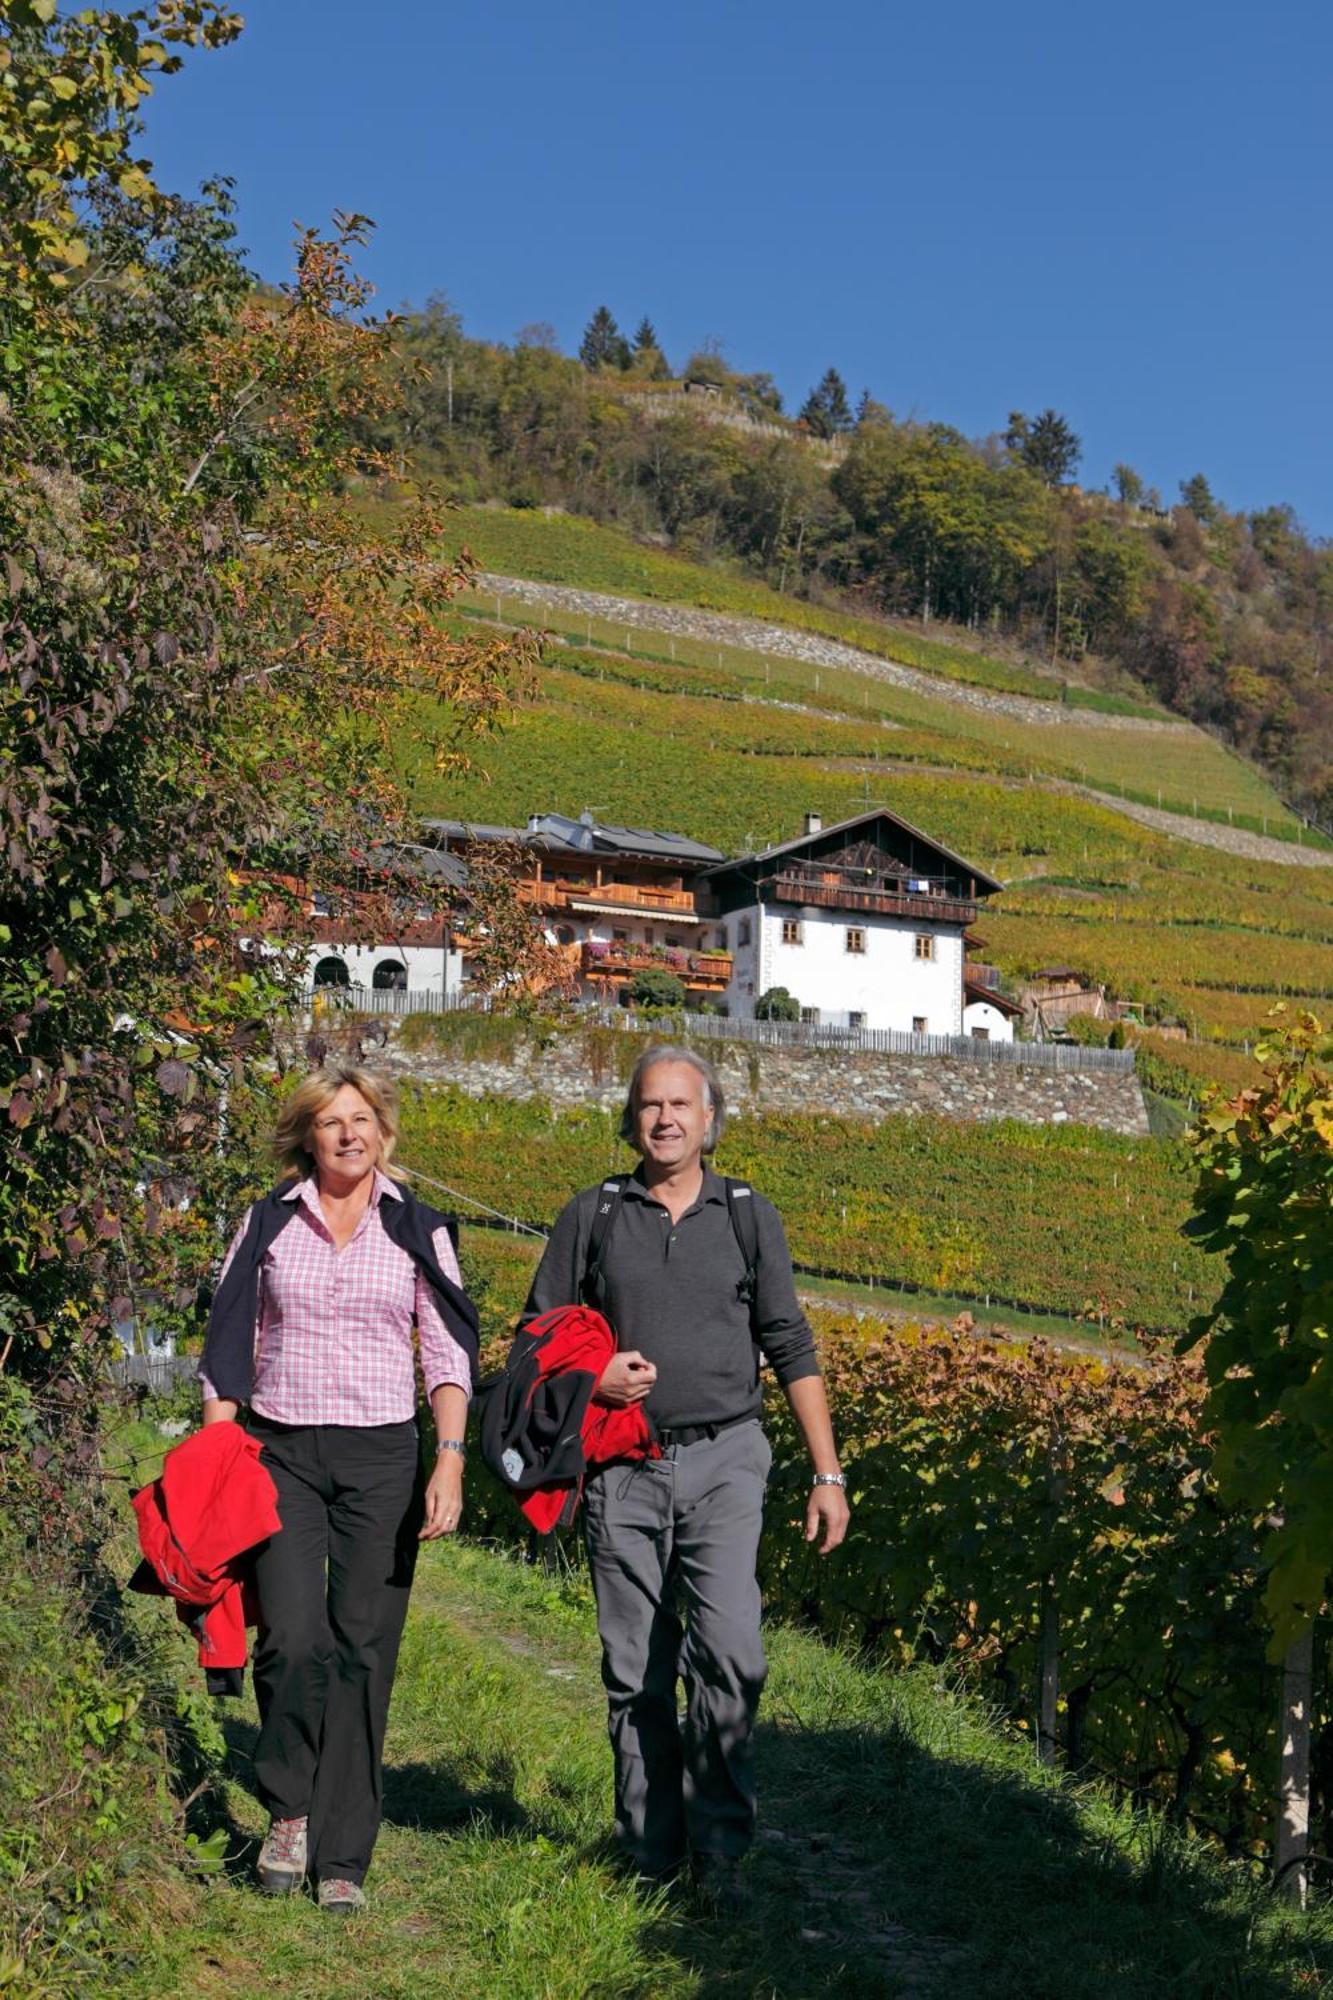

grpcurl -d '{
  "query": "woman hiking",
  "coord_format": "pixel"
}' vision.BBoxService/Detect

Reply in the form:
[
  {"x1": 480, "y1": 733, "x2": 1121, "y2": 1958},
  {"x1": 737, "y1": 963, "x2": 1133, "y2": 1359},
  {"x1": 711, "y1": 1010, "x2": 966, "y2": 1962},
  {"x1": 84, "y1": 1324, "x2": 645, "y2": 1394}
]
[{"x1": 199, "y1": 1065, "x2": 478, "y2": 1913}]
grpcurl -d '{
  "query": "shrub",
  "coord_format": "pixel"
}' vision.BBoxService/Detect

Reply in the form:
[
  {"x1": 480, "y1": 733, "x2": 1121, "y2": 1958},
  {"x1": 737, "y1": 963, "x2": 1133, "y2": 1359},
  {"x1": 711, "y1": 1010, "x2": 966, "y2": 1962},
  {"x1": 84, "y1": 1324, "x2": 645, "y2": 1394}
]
[
  {"x1": 756, "y1": 986, "x2": 801, "y2": 1022},
  {"x1": 631, "y1": 968, "x2": 687, "y2": 1009}
]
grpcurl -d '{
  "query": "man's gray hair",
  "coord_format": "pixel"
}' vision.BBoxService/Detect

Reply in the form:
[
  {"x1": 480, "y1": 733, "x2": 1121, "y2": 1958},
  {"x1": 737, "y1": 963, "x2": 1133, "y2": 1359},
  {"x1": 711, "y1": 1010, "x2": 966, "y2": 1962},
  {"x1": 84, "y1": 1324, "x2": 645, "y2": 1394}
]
[{"x1": 619, "y1": 1044, "x2": 726, "y2": 1155}]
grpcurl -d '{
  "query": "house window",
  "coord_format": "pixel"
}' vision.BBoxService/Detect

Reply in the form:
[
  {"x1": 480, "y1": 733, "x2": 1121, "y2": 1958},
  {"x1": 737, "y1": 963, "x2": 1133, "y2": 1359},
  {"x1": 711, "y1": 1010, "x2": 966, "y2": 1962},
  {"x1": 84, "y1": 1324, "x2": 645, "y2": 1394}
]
[
  {"x1": 849, "y1": 1011, "x2": 866, "y2": 1029},
  {"x1": 781, "y1": 918, "x2": 803, "y2": 946},
  {"x1": 372, "y1": 958, "x2": 407, "y2": 991},
  {"x1": 914, "y1": 934, "x2": 935, "y2": 961},
  {"x1": 801, "y1": 1006, "x2": 821, "y2": 1024},
  {"x1": 613, "y1": 928, "x2": 628, "y2": 944},
  {"x1": 971, "y1": 1026, "x2": 990, "y2": 1042},
  {"x1": 715, "y1": 929, "x2": 728, "y2": 949},
  {"x1": 555, "y1": 924, "x2": 576, "y2": 946},
  {"x1": 738, "y1": 918, "x2": 752, "y2": 947},
  {"x1": 312, "y1": 956, "x2": 349, "y2": 988},
  {"x1": 846, "y1": 927, "x2": 865, "y2": 955},
  {"x1": 913, "y1": 1016, "x2": 928, "y2": 1035},
  {"x1": 665, "y1": 934, "x2": 681, "y2": 947},
  {"x1": 643, "y1": 927, "x2": 654, "y2": 945}
]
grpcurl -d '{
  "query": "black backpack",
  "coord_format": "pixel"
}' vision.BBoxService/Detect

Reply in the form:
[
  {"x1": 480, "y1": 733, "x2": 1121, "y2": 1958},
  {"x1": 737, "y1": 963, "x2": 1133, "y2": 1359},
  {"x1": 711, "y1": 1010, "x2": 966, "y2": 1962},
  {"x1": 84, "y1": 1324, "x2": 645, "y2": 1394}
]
[{"x1": 579, "y1": 1175, "x2": 760, "y2": 1316}]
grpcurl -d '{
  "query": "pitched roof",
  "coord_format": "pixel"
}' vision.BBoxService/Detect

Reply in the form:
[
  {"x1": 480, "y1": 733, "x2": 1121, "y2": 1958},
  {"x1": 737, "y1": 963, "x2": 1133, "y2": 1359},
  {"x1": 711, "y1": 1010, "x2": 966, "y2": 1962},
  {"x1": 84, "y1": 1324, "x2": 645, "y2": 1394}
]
[
  {"x1": 421, "y1": 810, "x2": 724, "y2": 867},
  {"x1": 700, "y1": 807, "x2": 1003, "y2": 894}
]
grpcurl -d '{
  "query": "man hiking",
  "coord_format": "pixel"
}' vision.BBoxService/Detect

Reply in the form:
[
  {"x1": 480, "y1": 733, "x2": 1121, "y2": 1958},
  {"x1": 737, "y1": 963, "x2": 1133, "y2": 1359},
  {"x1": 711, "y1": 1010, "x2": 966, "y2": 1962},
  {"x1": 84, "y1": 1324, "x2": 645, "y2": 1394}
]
[{"x1": 519, "y1": 1045, "x2": 849, "y2": 1905}]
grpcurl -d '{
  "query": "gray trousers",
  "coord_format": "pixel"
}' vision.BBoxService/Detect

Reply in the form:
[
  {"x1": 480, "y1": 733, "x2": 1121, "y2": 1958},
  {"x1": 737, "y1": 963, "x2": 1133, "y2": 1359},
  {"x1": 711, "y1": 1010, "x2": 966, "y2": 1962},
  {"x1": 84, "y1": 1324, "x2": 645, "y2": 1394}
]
[{"x1": 583, "y1": 1419, "x2": 771, "y2": 1873}]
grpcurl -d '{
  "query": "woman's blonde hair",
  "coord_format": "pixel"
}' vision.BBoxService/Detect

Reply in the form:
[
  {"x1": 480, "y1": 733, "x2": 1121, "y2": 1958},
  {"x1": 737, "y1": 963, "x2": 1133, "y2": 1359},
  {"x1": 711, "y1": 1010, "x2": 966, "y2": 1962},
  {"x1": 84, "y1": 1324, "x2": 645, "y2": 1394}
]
[{"x1": 272, "y1": 1066, "x2": 403, "y2": 1182}]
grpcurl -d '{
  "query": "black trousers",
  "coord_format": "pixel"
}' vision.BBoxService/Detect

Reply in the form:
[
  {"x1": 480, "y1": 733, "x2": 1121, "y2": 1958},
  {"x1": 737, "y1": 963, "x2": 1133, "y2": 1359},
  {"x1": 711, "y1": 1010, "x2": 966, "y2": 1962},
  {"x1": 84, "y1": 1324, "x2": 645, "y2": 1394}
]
[{"x1": 248, "y1": 1416, "x2": 423, "y2": 1886}]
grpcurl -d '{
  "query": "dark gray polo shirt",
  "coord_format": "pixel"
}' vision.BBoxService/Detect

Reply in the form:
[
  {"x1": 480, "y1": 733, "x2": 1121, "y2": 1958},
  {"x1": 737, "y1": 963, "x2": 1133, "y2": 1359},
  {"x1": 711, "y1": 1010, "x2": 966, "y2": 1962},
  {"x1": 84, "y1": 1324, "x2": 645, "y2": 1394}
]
[{"x1": 521, "y1": 1164, "x2": 820, "y2": 1430}]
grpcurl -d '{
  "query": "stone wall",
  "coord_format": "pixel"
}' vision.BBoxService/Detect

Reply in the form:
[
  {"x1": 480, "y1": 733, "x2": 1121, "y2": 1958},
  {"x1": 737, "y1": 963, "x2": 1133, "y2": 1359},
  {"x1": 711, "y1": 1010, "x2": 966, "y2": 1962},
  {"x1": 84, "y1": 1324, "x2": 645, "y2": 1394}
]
[{"x1": 381, "y1": 1019, "x2": 1150, "y2": 1136}]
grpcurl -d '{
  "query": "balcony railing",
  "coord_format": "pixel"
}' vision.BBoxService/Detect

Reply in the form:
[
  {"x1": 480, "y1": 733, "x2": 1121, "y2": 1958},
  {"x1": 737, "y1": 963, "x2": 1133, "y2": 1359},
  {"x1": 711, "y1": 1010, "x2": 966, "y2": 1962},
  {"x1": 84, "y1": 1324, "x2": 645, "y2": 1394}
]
[
  {"x1": 580, "y1": 944, "x2": 733, "y2": 987},
  {"x1": 764, "y1": 871, "x2": 977, "y2": 927},
  {"x1": 521, "y1": 878, "x2": 703, "y2": 918}
]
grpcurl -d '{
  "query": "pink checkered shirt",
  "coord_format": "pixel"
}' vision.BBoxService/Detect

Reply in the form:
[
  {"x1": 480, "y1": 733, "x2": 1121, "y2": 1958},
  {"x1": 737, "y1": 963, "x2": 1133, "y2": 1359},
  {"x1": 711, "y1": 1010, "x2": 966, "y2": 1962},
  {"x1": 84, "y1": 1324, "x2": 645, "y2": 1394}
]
[{"x1": 199, "y1": 1170, "x2": 472, "y2": 1426}]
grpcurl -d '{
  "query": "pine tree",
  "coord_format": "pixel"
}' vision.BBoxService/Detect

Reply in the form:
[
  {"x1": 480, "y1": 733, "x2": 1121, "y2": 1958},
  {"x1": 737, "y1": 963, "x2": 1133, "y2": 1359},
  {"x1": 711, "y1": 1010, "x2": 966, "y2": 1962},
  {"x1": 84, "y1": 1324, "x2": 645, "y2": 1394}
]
[
  {"x1": 1005, "y1": 408, "x2": 1081, "y2": 486},
  {"x1": 579, "y1": 305, "x2": 624, "y2": 371},
  {"x1": 633, "y1": 316, "x2": 659, "y2": 353},
  {"x1": 799, "y1": 368, "x2": 852, "y2": 439}
]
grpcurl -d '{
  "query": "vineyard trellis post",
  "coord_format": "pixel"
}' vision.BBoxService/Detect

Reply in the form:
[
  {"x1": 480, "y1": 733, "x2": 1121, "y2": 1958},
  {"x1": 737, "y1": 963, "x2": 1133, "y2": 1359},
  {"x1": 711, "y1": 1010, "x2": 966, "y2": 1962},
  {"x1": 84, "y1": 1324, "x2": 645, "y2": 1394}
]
[
  {"x1": 1275, "y1": 1623, "x2": 1314, "y2": 1905},
  {"x1": 1037, "y1": 1421, "x2": 1066, "y2": 1767}
]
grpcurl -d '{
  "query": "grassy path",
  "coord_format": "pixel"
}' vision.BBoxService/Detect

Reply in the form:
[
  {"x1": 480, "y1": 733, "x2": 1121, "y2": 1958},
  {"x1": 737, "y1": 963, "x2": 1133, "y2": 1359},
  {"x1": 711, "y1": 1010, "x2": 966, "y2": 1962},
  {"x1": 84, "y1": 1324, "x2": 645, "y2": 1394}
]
[{"x1": 114, "y1": 1527, "x2": 1333, "y2": 1999}]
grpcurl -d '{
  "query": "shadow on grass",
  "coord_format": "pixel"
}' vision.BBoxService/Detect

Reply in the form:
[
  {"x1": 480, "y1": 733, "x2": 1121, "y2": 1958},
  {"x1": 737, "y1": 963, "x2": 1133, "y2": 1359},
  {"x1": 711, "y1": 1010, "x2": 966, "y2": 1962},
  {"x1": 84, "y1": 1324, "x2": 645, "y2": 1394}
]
[
  {"x1": 383, "y1": 1754, "x2": 532, "y2": 1836},
  {"x1": 219, "y1": 1715, "x2": 545, "y2": 1853},
  {"x1": 635, "y1": 1715, "x2": 1333, "y2": 2000}
]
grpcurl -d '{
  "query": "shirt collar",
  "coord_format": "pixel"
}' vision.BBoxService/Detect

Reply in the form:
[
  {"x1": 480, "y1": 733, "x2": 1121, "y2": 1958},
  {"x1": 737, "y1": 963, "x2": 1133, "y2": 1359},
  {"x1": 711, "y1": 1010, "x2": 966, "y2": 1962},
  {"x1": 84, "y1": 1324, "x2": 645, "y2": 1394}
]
[
  {"x1": 624, "y1": 1163, "x2": 726, "y2": 1207},
  {"x1": 285, "y1": 1167, "x2": 402, "y2": 1211}
]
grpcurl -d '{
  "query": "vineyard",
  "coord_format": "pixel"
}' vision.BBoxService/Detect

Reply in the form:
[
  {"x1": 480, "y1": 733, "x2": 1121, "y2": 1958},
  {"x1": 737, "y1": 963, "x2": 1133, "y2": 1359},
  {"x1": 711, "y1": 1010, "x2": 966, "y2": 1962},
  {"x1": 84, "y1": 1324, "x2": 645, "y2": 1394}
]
[
  {"x1": 438, "y1": 504, "x2": 1155, "y2": 709},
  {"x1": 452, "y1": 592, "x2": 1299, "y2": 834},
  {"x1": 398, "y1": 1084, "x2": 1219, "y2": 1332}
]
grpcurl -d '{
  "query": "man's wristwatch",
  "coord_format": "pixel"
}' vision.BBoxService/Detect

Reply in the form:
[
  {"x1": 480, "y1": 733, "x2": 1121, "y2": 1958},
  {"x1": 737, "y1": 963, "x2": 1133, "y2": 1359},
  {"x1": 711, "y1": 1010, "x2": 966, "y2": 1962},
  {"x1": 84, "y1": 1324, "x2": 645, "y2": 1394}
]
[
  {"x1": 812, "y1": 1472, "x2": 846, "y2": 1488},
  {"x1": 435, "y1": 1438, "x2": 466, "y2": 1458}
]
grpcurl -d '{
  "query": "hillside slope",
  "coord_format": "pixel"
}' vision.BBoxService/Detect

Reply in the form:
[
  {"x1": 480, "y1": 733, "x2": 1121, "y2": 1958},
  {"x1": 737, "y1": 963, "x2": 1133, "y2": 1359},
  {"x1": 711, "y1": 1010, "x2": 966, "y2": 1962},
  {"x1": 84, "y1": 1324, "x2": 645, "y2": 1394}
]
[{"x1": 389, "y1": 506, "x2": 1333, "y2": 1091}]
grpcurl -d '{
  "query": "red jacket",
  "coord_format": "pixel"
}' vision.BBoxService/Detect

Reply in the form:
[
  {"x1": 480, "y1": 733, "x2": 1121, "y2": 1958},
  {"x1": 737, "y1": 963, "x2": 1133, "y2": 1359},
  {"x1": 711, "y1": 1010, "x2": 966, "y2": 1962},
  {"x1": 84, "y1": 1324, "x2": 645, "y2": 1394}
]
[
  {"x1": 131, "y1": 1423, "x2": 280, "y2": 1671},
  {"x1": 479, "y1": 1304, "x2": 660, "y2": 1534}
]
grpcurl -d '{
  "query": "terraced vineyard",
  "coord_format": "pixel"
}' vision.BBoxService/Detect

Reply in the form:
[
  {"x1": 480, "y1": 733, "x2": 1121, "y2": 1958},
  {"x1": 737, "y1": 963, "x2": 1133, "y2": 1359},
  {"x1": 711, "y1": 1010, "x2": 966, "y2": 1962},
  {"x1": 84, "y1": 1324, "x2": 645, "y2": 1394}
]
[{"x1": 399, "y1": 1088, "x2": 1218, "y2": 1333}]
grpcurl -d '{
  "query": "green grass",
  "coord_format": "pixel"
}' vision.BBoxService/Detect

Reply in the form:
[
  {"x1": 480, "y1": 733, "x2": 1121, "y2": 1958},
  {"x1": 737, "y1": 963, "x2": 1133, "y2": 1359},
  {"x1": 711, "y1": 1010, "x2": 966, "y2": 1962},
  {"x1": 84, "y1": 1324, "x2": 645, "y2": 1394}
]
[
  {"x1": 445, "y1": 503, "x2": 1166, "y2": 713},
  {"x1": 106, "y1": 1488, "x2": 1333, "y2": 1999}
]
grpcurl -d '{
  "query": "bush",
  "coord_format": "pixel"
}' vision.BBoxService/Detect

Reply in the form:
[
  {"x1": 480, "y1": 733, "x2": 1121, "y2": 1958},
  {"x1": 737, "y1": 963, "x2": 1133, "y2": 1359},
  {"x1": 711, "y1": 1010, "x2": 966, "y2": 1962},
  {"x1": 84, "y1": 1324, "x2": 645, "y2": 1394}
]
[
  {"x1": 631, "y1": 968, "x2": 686, "y2": 1009},
  {"x1": 755, "y1": 986, "x2": 801, "y2": 1022}
]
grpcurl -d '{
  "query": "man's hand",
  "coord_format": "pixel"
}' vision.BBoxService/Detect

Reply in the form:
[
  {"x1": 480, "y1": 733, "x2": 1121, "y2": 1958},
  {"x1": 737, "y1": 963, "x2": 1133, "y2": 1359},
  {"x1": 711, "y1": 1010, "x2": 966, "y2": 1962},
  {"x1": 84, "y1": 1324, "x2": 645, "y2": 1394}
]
[
  {"x1": 420, "y1": 1452, "x2": 464, "y2": 1540},
  {"x1": 805, "y1": 1483, "x2": 850, "y2": 1555},
  {"x1": 596, "y1": 1351, "x2": 657, "y2": 1407}
]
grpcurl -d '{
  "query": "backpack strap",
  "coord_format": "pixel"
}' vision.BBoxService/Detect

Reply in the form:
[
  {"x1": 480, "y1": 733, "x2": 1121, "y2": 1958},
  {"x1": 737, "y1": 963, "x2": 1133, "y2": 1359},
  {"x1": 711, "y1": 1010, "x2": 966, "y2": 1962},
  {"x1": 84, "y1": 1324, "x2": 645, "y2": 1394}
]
[
  {"x1": 581, "y1": 1177, "x2": 628, "y2": 1310},
  {"x1": 724, "y1": 1179, "x2": 760, "y2": 1310}
]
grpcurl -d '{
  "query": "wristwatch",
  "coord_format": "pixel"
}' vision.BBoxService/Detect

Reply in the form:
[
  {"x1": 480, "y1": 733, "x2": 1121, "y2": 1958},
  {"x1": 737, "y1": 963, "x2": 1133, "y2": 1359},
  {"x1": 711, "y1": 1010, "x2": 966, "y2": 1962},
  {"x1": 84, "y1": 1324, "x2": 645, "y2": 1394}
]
[
  {"x1": 812, "y1": 1472, "x2": 846, "y2": 1488},
  {"x1": 435, "y1": 1438, "x2": 467, "y2": 1458}
]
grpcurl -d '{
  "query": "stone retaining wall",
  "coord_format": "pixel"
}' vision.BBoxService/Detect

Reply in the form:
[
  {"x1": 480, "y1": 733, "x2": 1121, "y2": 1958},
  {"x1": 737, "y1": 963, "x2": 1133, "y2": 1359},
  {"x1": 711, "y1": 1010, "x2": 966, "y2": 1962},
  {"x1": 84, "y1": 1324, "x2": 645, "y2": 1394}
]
[{"x1": 382, "y1": 1021, "x2": 1150, "y2": 1136}]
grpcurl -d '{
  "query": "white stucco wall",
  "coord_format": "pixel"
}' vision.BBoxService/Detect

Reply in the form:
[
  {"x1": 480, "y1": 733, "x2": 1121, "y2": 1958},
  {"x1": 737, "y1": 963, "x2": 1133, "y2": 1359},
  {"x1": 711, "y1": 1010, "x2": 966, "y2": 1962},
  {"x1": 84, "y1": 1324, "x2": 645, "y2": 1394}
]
[
  {"x1": 962, "y1": 999, "x2": 1016, "y2": 1044},
  {"x1": 714, "y1": 905, "x2": 964, "y2": 1031},
  {"x1": 308, "y1": 942, "x2": 461, "y2": 998}
]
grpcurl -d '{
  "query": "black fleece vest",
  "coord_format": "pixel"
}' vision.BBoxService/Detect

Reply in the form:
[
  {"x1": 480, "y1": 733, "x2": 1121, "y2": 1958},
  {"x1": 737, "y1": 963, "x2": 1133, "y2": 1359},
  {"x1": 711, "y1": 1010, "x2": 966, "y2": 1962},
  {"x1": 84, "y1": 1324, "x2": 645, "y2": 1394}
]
[{"x1": 201, "y1": 1181, "x2": 481, "y2": 1405}]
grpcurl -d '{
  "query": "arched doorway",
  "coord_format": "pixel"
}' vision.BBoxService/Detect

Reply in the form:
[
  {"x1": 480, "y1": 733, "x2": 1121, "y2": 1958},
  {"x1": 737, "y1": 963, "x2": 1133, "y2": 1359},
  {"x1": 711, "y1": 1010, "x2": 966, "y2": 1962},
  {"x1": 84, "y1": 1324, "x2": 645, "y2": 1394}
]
[
  {"x1": 372, "y1": 958, "x2": 408, "y2": 992},
  {"x1": 313, "y1": 956, "x2": 350, "y2": 988}
]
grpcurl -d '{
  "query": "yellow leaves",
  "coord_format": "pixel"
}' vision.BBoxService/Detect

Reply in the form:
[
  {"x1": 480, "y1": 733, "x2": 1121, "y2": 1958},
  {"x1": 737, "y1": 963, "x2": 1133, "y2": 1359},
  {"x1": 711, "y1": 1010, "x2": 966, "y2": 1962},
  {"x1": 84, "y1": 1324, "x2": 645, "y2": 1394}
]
[{"x1": 116, "y1": 166, "x2": 154, "y2": 202}]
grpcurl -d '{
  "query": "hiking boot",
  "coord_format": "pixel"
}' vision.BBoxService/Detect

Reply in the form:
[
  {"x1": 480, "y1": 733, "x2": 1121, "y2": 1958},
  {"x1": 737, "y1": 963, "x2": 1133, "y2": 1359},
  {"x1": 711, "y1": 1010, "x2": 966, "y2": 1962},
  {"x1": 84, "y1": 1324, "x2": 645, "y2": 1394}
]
[
  {"x1": 690, "y1": 1852, "x2": 749, "y2": 1917},
  {"x1": 256, "y1": 1815, "x2": 307, "y2": 1896},
  {"x1": 318, "y1": 1877, "x2": 367, "y2": 1916}
]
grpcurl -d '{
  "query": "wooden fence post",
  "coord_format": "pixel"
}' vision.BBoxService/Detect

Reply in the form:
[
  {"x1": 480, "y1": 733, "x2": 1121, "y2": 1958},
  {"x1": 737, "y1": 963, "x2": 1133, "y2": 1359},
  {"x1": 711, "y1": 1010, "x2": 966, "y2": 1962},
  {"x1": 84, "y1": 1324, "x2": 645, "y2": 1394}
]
[{"x1": 1276, "y1": 1623, "x2": 1315, "y2": 1904}]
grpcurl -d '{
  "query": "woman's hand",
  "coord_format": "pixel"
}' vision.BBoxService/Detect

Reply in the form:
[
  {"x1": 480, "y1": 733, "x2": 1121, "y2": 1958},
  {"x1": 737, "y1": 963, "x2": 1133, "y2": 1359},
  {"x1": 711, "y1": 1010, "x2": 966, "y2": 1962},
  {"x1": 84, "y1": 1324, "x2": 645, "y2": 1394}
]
[{"x1": 420, "y1": 1450, "x2": 464, "y2": 1540}]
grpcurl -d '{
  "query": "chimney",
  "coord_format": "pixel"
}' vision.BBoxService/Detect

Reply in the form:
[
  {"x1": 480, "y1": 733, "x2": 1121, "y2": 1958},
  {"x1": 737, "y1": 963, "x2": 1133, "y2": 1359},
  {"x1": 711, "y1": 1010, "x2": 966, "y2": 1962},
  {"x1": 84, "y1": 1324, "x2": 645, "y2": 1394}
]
[{"x1": 803, "y1": 811, "x2": 822, "y2": 836}]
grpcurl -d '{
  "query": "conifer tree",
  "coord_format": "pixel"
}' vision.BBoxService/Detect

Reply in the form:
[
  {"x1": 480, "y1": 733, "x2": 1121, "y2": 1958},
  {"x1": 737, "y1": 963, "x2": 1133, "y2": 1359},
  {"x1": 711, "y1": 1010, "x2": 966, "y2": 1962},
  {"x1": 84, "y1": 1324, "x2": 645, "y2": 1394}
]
[
  {"x1": 634, "y1": 316, "x2": 659, "y2": 353},
  {"x1": 800, "y1": 368, "x2": 853, "y2": 438},
  {"x1": 579, "y1": 305, "x2": 627, "y2": 370}
]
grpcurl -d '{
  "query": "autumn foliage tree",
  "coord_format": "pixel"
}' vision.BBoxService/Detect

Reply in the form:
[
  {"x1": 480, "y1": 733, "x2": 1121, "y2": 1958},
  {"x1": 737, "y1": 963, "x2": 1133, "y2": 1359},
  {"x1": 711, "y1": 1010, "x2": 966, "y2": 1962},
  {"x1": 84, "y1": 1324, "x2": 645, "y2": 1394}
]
[{"x1": 0, "y1": 2, "x2": 537, "y2": 1383}]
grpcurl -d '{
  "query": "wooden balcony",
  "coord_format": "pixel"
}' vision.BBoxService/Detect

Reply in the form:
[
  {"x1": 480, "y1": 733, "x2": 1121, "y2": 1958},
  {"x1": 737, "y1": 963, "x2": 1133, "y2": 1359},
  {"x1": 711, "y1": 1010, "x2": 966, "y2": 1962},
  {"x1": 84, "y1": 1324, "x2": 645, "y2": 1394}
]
[
  {"x1": 763, "y1": 871, "x2": 977, "y2": 927},
  {"x1": 580, "y1": 944, "x2": 733, "y2": 990},
  {"x1": 520, "y1": 877, "x2": 705, "y2": 919}
]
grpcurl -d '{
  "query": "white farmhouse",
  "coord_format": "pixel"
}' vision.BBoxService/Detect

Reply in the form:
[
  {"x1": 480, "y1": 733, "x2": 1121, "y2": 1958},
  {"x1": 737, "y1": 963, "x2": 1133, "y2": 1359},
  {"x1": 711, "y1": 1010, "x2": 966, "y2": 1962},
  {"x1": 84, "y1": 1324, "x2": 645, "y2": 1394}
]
[{"x1": 700, "y1": 810, "x2": 1004, "y2": 1035}]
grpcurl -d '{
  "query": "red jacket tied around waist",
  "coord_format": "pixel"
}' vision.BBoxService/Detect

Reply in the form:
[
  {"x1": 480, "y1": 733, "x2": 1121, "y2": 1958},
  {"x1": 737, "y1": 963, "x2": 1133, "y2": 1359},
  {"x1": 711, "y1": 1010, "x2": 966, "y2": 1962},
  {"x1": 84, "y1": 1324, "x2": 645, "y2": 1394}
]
[
  {"x1": 477, "y1": 1304, "x2": 660, "y2": 1534},
  {"x1": 131, "y1": 1423, "x2": 281, "y2": 1671}
]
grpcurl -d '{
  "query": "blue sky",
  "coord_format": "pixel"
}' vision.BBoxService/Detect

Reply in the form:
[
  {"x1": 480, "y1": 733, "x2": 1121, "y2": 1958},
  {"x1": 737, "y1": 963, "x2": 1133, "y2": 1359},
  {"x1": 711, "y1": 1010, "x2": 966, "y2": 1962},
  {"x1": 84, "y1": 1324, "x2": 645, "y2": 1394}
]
[{"x1": 141, "y1": 1, "x2": 1333, "y2": 532}]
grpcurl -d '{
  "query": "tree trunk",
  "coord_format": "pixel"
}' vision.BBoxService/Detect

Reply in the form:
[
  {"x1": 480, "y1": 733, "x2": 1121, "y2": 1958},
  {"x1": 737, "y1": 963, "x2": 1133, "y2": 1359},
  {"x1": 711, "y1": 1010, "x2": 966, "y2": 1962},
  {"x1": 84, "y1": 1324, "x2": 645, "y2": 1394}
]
[{"x1": 1276, "y1": 1623, "x2": 1315, "y2": 1905}]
